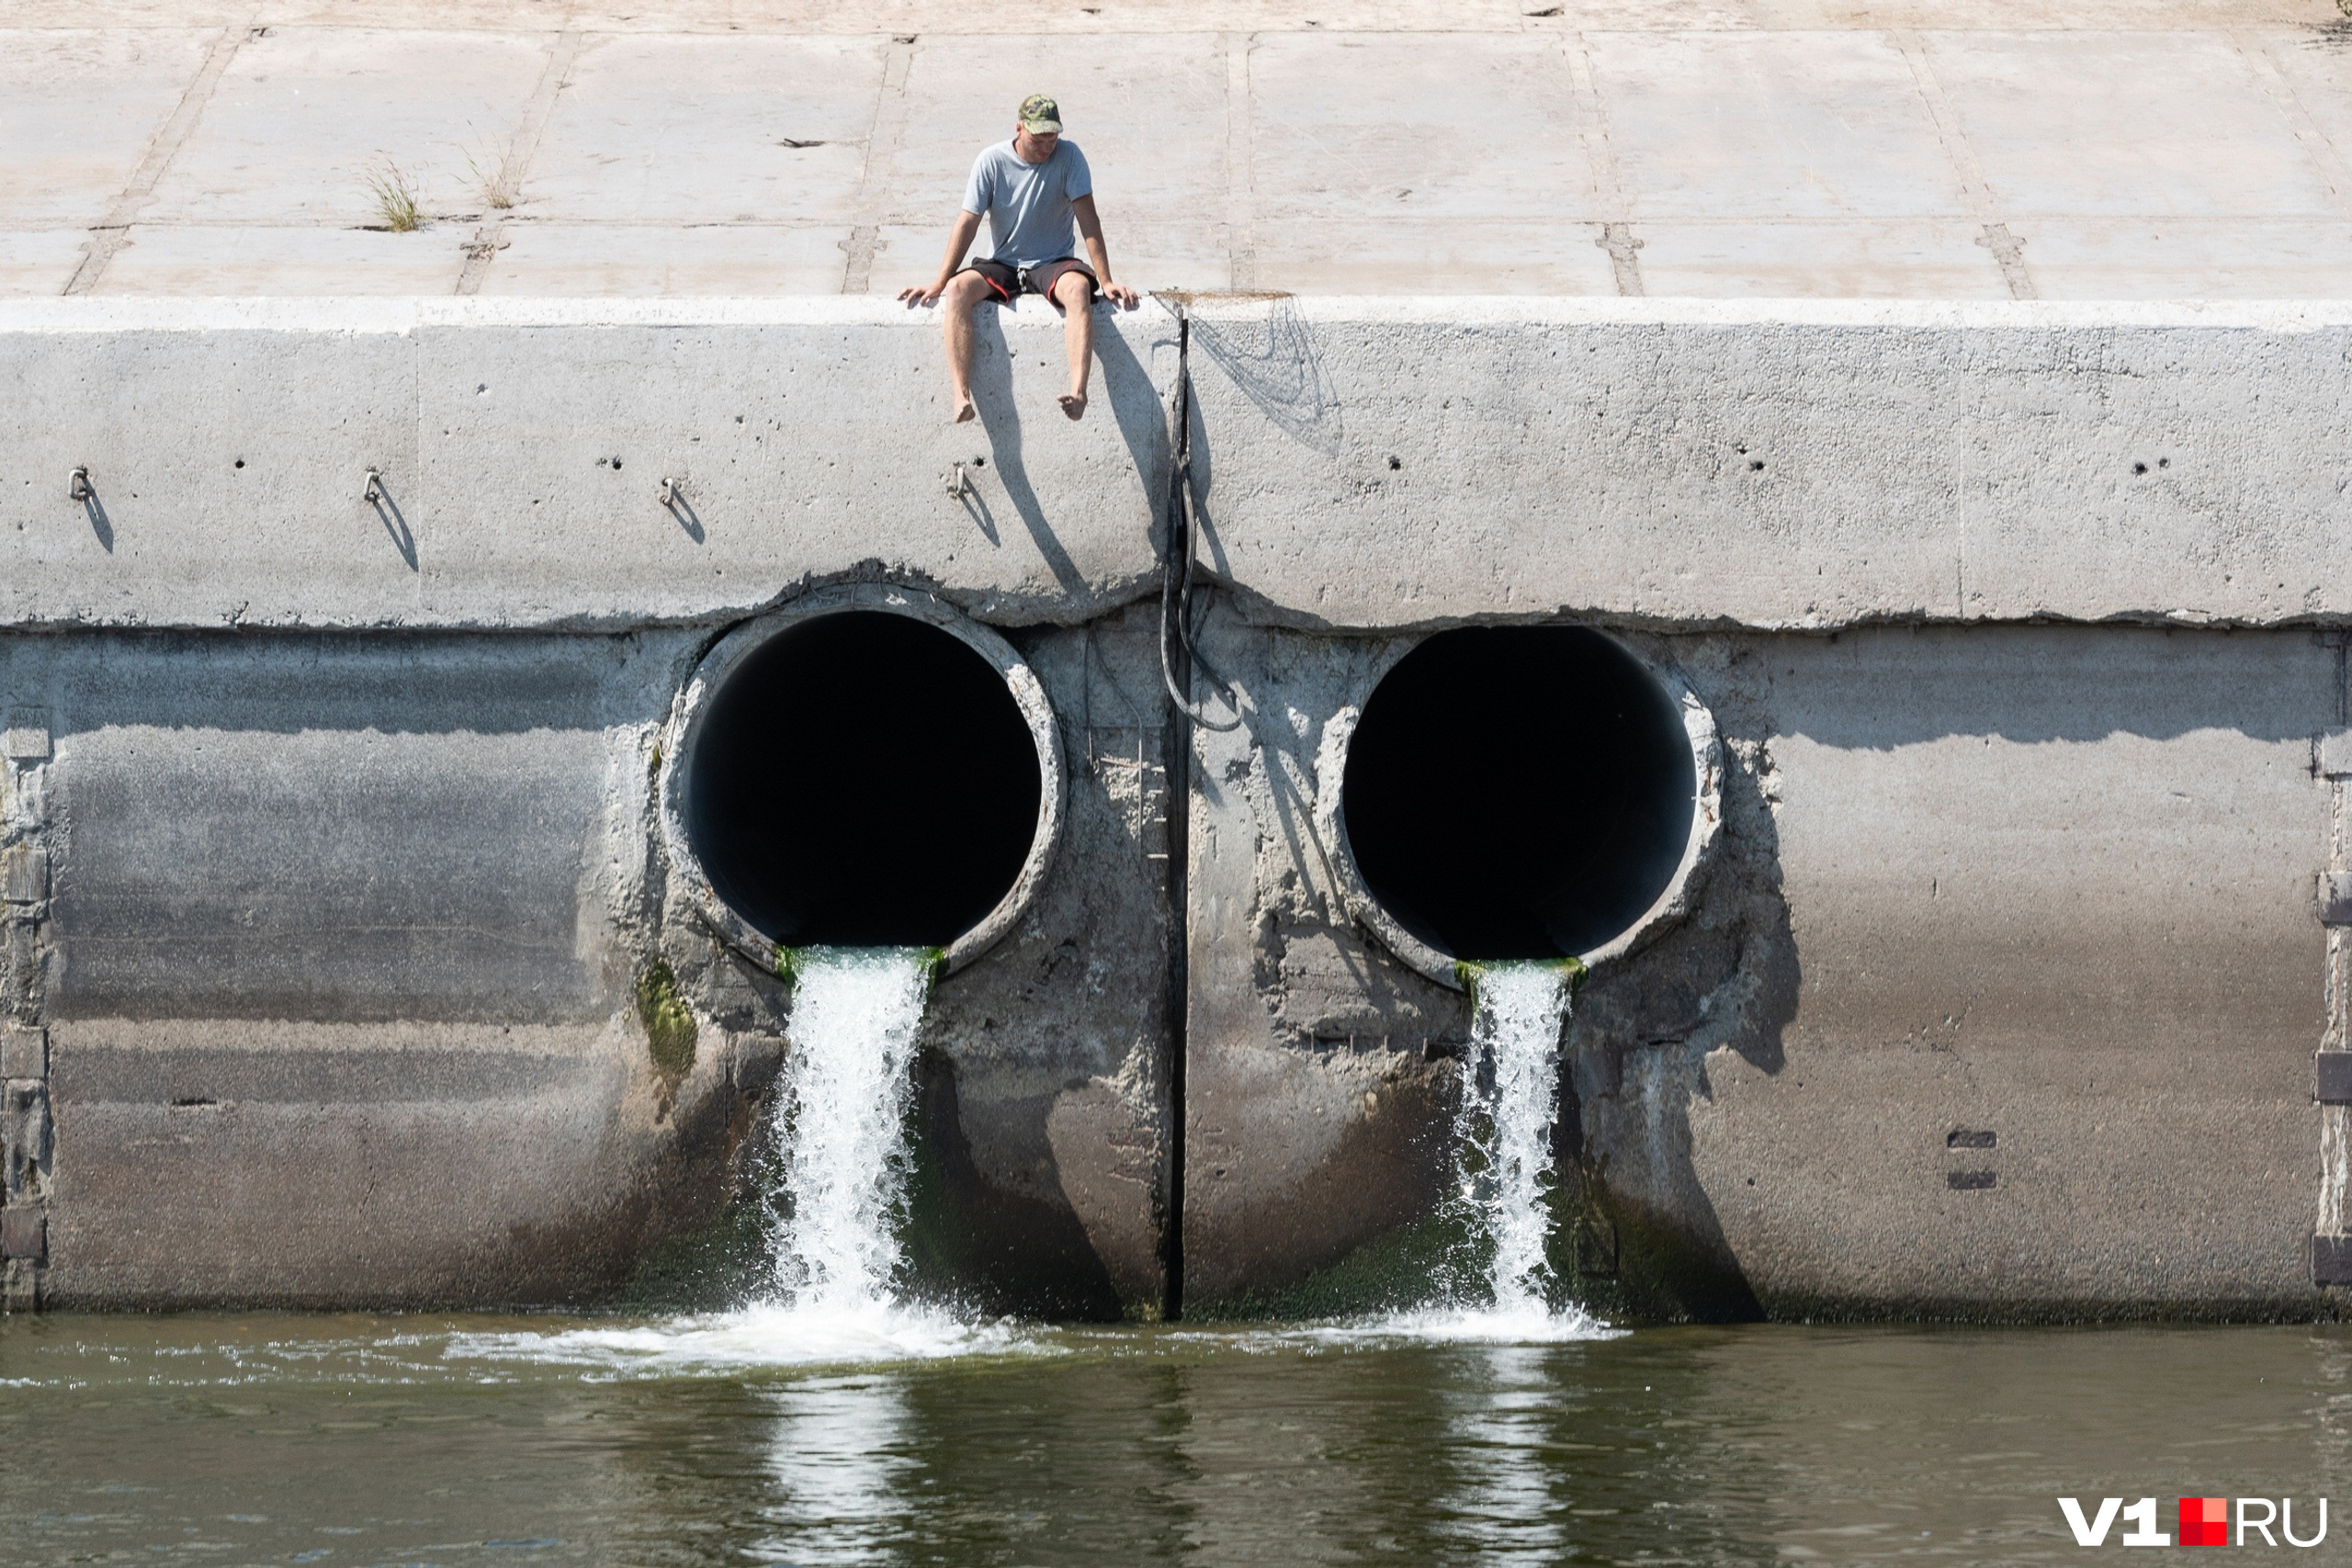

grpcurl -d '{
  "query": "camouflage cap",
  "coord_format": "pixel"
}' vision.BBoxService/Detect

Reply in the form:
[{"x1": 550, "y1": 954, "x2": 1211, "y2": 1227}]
[{"x1": 1018, "y1": 94, "x2": 1063, "y2": 133}]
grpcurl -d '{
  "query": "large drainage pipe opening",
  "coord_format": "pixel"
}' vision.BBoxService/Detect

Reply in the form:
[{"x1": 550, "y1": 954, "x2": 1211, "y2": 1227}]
[
  {"x1": 686, "y1": 610, "x2": 1045, "y2": 949},
  {"x1": 1340, "y1": 626, "x2": 1698, "y2": 962}
]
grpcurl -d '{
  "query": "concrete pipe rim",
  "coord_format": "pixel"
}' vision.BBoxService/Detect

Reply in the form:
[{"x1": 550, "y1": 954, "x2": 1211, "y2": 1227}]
[
  {"x1": 1317, "y1": 625, "x2": 1723, "y2": 992},
  {"x1": 657, "y1": 582, "x2": 1066, "y2": 979}
]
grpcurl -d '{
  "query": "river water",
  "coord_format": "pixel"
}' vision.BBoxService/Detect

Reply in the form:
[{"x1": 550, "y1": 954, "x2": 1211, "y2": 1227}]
[
  {"x1": 11, "y1": 963, "x2": 2342, "y2": 1562},
  {"x1": 6, "y1": 1314, "x2": 2352, "y2": 1564}
]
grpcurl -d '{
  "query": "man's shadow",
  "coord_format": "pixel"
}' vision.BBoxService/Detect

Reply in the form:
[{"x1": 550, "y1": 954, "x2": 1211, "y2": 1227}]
[
  {"x1": 963, "y1": 302, "x2": 1170, "y2": 599},
  {"x1": 966, "y1": 309, "x2": 1080, "y2": 594}
]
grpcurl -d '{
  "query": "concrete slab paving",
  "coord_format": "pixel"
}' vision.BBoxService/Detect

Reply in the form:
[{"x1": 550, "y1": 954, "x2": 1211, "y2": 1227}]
[
  {"x1": 1587, "y1": 31, "x2": 1970, "y2": 220},
  {"x1": 526, "y1": 36, "x2": 882, "y2": 226},
  {"x1": 96, "y1": 224, "x2": 477, "y2": 294},
  {"x1": 1925, "y1": 30, "x2": 2349, "y2": 220},
  {"x1": 2254, "y1": 38, "x2": 2352, "y2": 228},
  {"x1": 0, "y1": 234, "x2": 96, "y2": 299},
  {"x1": 1245, "y1": 33, "x2": 1598, "y2": 220},
  {"x1": 7, "y1": 0, "x2": 2329, "y2": 34},
  {"x1": 1246, "y1": 218, "x2": 1622, "y2": 295},
  {"x1": 140, "y1": 28, "x2": 548, "y2": 226},
  {"x1": 6, "y1": 5, "x2": 2352, "y2": 298},
  {"x1": 0, "y1": 30, "x2": 214, "y2": 228},
  {"x1": 2018, "y1": 218, "x2": 2352, "y2": 299},
  {"x1": 1633, "y1": 219, "x2": 2011, "y2": 298},
  {"x1": 481, "y1": 223, "x2": 857, "y2": 295}
]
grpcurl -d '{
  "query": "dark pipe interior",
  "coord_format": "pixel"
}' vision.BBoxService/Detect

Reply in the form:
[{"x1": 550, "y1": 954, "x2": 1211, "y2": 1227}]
[
  {"x1": 687, "y1": 611, "x2": 1044, "y2": 949},
  {"x1": 1340, "y1": 626, "x2": 1696, "y2": 962}
]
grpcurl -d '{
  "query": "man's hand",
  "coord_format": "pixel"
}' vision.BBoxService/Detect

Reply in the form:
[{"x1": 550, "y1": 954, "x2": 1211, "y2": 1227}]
[
  {"x1": 899, "y1": 280, "x2": 945, "y2": 308},
  {"x1": 1102, "y1": 282, "x2": 1140, "y2": 310}
]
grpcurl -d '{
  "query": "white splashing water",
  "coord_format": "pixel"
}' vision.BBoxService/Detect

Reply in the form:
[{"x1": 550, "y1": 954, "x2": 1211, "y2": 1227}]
[
  {"x1": 1459, "y1": 962, "x2": 1575, "y2": 1314},
  {"x1": 768, "y1": 946, "x2": 933, "y2": 1313},
  {"x1": 445, "y1": 949, "x2": 1609, "y2": 1371},
  {"x1": 447, "y1": 946, "x2": 1036, "y2": 1373},
  {"x1": 1407, "y1": 960, "x2": 1611, "y2": 1340}
]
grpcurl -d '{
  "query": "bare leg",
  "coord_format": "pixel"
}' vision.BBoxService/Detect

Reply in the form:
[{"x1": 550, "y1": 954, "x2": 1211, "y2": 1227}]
[
  {"x1": 941, "y1": 273, "x2": 988, "y2": 423},
  {"x1": 1054, "y1": 272, "x2": 1095, "y2": 421}
]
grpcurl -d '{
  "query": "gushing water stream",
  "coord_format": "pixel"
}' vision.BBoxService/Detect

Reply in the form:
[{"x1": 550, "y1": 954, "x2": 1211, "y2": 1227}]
[
  {"x1": 443, "y1": 945, "x2": 1024, "y2": 1369},
  {"x1": 446, "y1": 947, "x2": 1606, "y2": 1371},
  {"x1": 767, "y1": 947, "x2": 933, "y2": 1313},
  {"x1": 1450, "y1": 962, "x2": 1581, "y2": 1323}
]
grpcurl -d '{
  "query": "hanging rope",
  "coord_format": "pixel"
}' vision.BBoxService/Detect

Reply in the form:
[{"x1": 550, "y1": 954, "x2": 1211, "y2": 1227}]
[{"x1": 1157, "y1": 299, "x2": 1241, "y2": 731}]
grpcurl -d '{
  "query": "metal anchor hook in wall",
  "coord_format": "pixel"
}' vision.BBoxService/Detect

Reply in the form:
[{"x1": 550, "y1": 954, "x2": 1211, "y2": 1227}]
[
  {"x1": 944, "y1": 457, "x2": 1000, "y2": 545},
  {"x1": 945, "y1": 456, "x2": 989, "y2": 501},
  {"x1": 658, "y1": 476, "x2": 705, "y2": 543},
  {"x1": 67, "y1": 465, "x2": 112, "y2": 553},
  {"x1": 360, "y1": 467, "x2": 417, "y2": 571}
]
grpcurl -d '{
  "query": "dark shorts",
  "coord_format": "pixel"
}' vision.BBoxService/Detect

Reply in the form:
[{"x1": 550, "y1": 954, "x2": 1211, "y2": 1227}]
[{"x1": 958, "y1": 256, "x2": 1100, "y2": 306}]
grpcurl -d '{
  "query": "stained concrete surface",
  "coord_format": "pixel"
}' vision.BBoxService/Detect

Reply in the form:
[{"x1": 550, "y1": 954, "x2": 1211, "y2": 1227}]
[
  {"x1": 1670, "y1": 627, "x2": 2332, "y2": 1314},
  {"x1": 6, "y1": 618, "x2": 1176, "y2": 1311},
  {"x1": 6, "y1": 3, "x2": 2352, "y2": 299},
  {"x1": 1182, "y1": 621, "x2": 2335, "y2": 1317}
]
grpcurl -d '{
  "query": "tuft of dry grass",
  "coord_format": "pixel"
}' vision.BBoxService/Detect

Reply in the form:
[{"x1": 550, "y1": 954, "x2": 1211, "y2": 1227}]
[
  {"x1": 363, "y1": 158, "x2": 423, "y2": 231},
  {"x1": 459, "y1": 137, "x2": 521, "y2": 210}
]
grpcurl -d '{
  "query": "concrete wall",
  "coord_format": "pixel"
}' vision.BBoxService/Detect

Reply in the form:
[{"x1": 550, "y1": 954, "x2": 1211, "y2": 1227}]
[
  {"x1": 7, "y1": 299, "x2": 2351, "y2": 632},
  {"x1": 2, "y1": 298, "x2": 2345, "y2": 1317},
  {"x1": 1183, "y1": 618, "x2": 2335, "y2": 1318}
]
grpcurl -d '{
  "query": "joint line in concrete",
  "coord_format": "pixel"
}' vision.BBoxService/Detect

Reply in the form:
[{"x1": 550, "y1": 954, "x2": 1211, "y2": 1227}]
[
  {"x1": 1596, "y1": 222, "x2": 1645, "y2": 299},
  {"x1": 1224, "y1": 33, "x2": 1258, "y2": 292},
  {"x1": 2230, "y1": 28, "x2": 2352, "y2": 220},
  {"x1": 1973, "y1": 224, "x2": 2034, "y2": 301},
  {"x1": 2318, "y1": 639, "x2": 2350, "y2": 1278},
  {"x1": 840, "y1": 37, "x2": 917, "y2": 296},
  {"x1": 1890, "y1": 28, "x2": 2037, "y2": 301},
  {"x1": 456, "y1": 25, "x2": 586, "y2": 297},
  {"x1": 0, "y1": 711, "x2": 54, "y2": 1309},
  {"x1": 1560, "y1": 33, "x2": 1629, "y2": 219},
  {"x1": 63, "y1": 15, "x2": 256, "y2": 297},
  {"x1": 1562, "y1": 34, "x2": 1642, "y2": 298}
]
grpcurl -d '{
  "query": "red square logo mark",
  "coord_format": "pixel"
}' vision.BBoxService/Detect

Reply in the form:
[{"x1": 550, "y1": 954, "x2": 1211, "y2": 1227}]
[{"x1": 2179, "y1": 1497, "x2": 2229, "y2": 1546}]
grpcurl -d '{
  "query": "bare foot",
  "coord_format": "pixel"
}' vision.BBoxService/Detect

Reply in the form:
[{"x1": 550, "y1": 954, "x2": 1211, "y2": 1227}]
[
  {"x1": 951, "y1": 391, "x2": 977, "y2": 424},
  {"x1": 1058, "y1": 391, "x2": 1087, "y2": 422}
]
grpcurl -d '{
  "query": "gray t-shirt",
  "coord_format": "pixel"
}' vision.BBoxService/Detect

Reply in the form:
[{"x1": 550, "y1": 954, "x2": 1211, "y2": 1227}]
[{"x1": 962, "y1": 139, "x2": 1093, "y2": 270}]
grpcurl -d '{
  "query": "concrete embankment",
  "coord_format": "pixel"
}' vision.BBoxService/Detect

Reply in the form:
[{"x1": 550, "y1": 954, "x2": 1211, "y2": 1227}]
[{"x1": 1, "y1": 297, "x2": 2346, "y2": 1318}]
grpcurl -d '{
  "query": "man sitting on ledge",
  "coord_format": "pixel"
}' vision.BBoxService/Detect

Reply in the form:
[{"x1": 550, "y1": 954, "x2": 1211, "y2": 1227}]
[{"x1": 899, "y1": 94, "x2": 1140, "y2": 423}]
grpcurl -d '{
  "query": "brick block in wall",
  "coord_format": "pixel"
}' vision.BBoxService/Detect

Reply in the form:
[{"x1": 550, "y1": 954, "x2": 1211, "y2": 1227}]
[
  {"x1": 1, "y1": 845, "x2": 46, "y2": 904},
  {"x1": 0, "y1": 1207, "x2": 44, "y2": 1262},
  {"x1": 0, "y1": 1023, "x2": 42, "y2": 1079},
  {"x1": 0, "y1": 710, "x2": 48, "y2": 762},
  {"x1": 3, "y1": 1081, "x2": 49, "y2": 1199}
]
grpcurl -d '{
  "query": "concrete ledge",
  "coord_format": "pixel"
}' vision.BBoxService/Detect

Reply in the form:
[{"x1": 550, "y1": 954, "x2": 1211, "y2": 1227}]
[{"x1": 5, "y1": 297, "x2": 2350, "y2": 634}]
